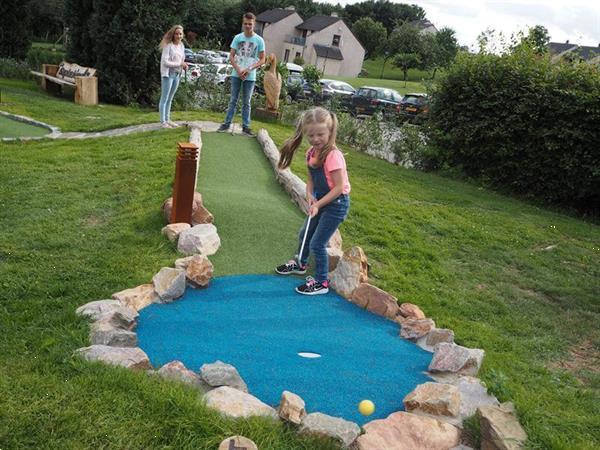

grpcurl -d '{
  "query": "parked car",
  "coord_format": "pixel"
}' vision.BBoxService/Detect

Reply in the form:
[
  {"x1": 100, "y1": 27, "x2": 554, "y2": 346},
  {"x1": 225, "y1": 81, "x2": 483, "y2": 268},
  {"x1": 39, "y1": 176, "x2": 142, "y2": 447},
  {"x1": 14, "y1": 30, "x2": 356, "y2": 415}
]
[
  {"x1": 184, "y1": 48, "x2": 196, "y2": 63},
  {"x1": 398, "y1": 93, "x2": 429, "y2": 121},
  {"x1": 285, "y1": 72, "x2": 305, "y2": 101},
  {"x1": 301, "y1": 79, "x2": 356, "y2": 108},
  {"x1": 185, "y1": 63, "x2": 232, "y2": 85},
  {"x1": 350, "y1": 86, "x2": 404, "y2": 117}
]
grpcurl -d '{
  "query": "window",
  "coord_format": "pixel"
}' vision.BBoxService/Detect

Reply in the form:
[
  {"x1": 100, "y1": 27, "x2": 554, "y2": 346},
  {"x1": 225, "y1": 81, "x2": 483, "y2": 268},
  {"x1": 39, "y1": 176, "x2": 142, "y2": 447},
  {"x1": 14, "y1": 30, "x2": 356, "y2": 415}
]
[
  {"x1": 332, "y1": 34, "x2": 341, "y2": 47},
  {"x1": 284, "y1": 49, "x2": 290, "y2": 62},
  {"x1": 295, "y1": 52, "x2": 301, "y2": 59}
]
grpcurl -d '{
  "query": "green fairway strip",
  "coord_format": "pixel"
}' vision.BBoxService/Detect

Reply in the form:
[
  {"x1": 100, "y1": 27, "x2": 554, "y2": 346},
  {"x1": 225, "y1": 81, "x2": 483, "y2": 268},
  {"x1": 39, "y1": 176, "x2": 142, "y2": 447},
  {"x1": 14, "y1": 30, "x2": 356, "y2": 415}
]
[
  {"x1": 0, "y1": 114, "x2": 49, "y2": 138},
  {"x1": 198, "y1": 132, "x2": 304, "y2": 275}
]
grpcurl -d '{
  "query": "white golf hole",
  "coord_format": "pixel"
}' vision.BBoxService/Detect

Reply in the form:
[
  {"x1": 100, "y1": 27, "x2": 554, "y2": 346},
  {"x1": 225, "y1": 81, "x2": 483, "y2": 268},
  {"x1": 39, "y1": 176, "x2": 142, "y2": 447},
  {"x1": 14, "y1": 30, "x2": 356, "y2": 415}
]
[{"x1": 298, "y1": 352, "x2": 321, "y2": 359}]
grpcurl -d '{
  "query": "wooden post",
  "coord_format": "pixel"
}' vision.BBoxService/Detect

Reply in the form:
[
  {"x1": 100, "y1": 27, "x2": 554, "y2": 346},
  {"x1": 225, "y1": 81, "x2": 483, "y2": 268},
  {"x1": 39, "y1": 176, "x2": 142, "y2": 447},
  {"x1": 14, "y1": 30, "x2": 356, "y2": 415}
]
[
  {"x1": 171, "y1": 142, "x2": 199, "y2": 225},
  {"x1": 75, "y1": 76, "x2": 98, "y2": 105},
  {"x1": 42, "y1": 64, "x2": 59, "y2": 93}
]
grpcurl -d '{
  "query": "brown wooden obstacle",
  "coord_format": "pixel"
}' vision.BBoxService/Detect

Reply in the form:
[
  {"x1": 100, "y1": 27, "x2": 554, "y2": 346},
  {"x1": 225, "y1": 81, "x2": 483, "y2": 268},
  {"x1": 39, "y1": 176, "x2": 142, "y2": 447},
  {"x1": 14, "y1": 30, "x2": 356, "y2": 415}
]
[{"x1": 31, "y1": 62, "x2": 98, "y2": 106}]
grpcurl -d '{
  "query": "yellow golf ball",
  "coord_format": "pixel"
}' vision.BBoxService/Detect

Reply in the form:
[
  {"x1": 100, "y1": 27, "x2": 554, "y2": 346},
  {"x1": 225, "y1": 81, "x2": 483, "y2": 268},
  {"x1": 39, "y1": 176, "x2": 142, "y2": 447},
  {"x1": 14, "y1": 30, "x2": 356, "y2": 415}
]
[{"x1": 358, "y1": 400, "x2": 375, "y2": 416}]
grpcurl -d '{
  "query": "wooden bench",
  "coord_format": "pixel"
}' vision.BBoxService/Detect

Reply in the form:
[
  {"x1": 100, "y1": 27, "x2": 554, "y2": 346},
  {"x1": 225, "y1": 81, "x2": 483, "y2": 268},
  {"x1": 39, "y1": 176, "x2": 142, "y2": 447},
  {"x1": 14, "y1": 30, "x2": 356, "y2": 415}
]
[{"x1": 31, "y1": 62, "x2": 98, "y2": 105}]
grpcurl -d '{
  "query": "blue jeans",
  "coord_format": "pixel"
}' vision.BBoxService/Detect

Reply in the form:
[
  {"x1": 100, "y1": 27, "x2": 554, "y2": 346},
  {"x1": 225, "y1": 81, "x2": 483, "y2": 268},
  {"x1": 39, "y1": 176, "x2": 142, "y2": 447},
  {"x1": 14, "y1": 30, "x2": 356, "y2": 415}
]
[
  {"x1": 224, "y1": 76, "x2": 255, "y2": 128},
  {"x1": 298, "y1": 195, "x2": 350, "y2": 283},
  {"x1": 159, "y1": 73, "x2": 180, "y2": 123}
]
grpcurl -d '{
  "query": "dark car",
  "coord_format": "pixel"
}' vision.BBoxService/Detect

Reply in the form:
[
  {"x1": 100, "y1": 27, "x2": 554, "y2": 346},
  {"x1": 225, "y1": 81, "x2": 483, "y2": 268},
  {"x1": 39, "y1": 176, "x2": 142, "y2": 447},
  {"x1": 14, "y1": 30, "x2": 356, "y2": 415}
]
[
  {"x1": 399, "y1": 93, "x2": 429, "y2": 122},
  {"x1": 351, "y1": 86, "x2": 404, "y2": 117}
]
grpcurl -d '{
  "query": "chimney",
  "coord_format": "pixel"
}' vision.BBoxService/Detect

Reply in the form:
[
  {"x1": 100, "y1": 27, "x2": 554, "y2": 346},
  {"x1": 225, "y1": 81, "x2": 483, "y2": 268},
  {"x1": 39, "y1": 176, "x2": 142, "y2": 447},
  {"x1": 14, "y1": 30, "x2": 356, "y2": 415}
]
[{"x1": 566, "y1": 40, "x2": 569, "y2": 44}]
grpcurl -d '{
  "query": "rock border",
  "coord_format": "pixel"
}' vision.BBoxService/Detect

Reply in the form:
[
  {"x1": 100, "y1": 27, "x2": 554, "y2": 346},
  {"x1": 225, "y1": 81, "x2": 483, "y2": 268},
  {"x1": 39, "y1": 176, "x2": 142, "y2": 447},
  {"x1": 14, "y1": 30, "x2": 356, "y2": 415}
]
[{"x1": 73, "y1": 123, "x2": 526, "y2": 449}]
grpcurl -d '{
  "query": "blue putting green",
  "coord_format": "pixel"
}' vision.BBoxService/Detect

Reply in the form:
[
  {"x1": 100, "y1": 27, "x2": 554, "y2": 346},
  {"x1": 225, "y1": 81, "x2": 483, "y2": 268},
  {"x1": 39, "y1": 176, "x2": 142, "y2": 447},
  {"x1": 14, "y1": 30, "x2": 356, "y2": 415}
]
[{"x1": 137, "y1": 274, "x2": 432, "y2": 425}]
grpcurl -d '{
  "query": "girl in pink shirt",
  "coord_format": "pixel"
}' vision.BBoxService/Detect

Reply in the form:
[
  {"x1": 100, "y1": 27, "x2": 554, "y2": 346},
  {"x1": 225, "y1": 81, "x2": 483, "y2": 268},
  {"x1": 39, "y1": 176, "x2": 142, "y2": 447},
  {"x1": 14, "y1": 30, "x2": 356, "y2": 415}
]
[{"x1": 275, "y1": 107, "x2": 351, "y2": 295}]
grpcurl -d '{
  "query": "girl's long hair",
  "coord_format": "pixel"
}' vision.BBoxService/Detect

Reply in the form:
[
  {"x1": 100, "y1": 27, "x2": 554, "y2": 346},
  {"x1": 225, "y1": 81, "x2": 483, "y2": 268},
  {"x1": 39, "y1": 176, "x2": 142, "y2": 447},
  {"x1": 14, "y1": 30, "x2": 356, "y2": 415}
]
[
  {"x1": 159, "y1": 25, "x2": 183, "y2": 49},
  {"x1": 278, "y1": 107, "x2": 338, "y2": 169}
]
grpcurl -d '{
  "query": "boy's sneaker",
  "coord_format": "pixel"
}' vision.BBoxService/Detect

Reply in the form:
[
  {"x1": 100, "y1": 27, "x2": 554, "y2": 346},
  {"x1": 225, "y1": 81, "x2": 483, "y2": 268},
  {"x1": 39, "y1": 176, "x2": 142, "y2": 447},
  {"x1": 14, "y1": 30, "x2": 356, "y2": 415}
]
[
  {"x1": 295, "y1": 277, "x2": 329, "y2": 295},
  {"x1": 275, "y1": 259, "x2": 306, "y2": 275},
  {"x1": 217, "y1": 123, "x2": 230, "y2": 132},
  {"x1": 242, "y1": 126, "x2": 255, "y2": 137}
]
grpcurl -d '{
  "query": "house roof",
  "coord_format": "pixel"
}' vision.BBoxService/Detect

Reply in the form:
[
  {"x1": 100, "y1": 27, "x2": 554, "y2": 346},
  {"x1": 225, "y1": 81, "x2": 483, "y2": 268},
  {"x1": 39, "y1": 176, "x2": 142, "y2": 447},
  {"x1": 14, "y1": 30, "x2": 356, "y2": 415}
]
[
  {"x1": 313, "y1": 44, "x2": 343, "y2": 60},
  {"x1": 408, "y1": 19, "x2": 436, "y2": 31},
  {"x1": 297, "y1": 15, "x2": 340, "y2": 31},
  {"x1": 256, "y1": 8, "x2": 296, "y2": 24},
  {"x1": 549, "y1": 42, "x2": 600, "y2": 61}
]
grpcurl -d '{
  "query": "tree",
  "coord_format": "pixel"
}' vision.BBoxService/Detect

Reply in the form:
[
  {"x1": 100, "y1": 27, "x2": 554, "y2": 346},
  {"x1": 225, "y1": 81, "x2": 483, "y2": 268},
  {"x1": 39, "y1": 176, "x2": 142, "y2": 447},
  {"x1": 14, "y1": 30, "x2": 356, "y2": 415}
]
[
  {"x1": 425, "y1": 27, "x2": 458, "y2": 78},
  {"x1": 64, "y1": 0, "x2": 95, "y2": 66},
  {"x1": 393, "y1": 52, "x2": 421, "y2": 84},
  {"x1": 352, "y1": 17, "x2": 387, "y2": 58},
  {"x1": 380, "y1": 22, "x2": 420, "y2": 78},
  {"x1": 517, "y1": 25, "x2": 550, "y2": 54},
  {"x1": 28, "y1": 0, "x2": 65, "y2": 41},
  {"x1": 343, "y1": 0, "x2": 425, "y2": 35},
  {"x1": 0, "y1": 0, "x2": 31, "y2": 59}
]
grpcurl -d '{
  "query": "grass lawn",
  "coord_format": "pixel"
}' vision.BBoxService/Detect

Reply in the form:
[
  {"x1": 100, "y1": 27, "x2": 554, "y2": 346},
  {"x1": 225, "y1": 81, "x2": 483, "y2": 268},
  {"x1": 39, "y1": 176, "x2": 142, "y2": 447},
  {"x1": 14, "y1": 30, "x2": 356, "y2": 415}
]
[
  {"x1": 0, "y1": 114, "x2": 50, "y2": 138},
  {"x1": 326, "y1": 75, "x2": 428, "y2": 94},
  {"x1": 1, "y1": 78, "x2": 599, "y2": 449},
  {"x1": 361, "y1": 57, "x2": 442, "y2": 82}
]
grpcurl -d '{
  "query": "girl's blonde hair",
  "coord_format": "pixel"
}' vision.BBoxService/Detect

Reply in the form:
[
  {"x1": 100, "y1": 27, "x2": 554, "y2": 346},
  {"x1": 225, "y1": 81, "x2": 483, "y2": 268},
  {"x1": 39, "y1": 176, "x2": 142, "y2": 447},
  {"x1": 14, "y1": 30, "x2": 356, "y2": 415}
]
[
  {"x1": 278, "y1": 107, "x2": 338, "y2": 169},
  {"x1": 159, "y1": 25, "x2": 184, "y2": 49}
]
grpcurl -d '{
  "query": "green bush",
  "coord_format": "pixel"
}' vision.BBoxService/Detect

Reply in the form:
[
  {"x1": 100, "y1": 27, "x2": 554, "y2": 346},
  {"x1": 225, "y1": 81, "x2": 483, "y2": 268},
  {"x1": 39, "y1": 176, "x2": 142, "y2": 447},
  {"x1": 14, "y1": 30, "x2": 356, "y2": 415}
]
[
  {"x1": 0, "y1": 1, "x2": 31, "y2": 59},
  {"x1": 428, "y1": 48, "x2": 600, "y2": 211},
  {"x1": 0, "y1": 58, "x2": 32, "y2": 79},
  {"x1": 26, "y1": 46, "x2": 64, "y2": 70},
  {"x1": 390, "y1": 122, "x2": 440, "y2": 169},
  {"x1": 293, "y1": 56, "x2": 304, "y2": 66}
]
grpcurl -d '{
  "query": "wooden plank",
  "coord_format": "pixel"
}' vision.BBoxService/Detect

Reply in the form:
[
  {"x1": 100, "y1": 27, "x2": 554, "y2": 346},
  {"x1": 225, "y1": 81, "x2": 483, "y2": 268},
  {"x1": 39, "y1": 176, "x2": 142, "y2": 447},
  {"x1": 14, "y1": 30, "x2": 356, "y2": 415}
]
[{"x1": 30, "y1": 71, "x2": 75, "y2": 86}]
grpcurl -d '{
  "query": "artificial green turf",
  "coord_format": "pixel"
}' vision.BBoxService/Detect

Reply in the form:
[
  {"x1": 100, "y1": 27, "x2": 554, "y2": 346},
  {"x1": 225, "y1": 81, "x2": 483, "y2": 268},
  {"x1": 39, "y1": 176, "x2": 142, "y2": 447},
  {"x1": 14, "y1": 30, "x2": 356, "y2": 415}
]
[
  {"x1": 197, "y1": 133, "x2": 304, "y2": 274},
  {"x1": 0, "y1": 114, "x2": 49, "y2": 138}
]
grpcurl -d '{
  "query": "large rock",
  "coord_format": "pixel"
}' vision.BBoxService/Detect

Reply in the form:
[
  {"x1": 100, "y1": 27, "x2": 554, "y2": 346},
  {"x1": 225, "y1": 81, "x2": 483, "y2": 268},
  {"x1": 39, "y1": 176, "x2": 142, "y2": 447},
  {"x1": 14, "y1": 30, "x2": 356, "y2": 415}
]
[
  {"x1": 218, "y1": 436, "x2": 257, "y2": 450},
  {"x1": 98, "y1": 306, "x2": 139, "y2": 330},
  {"x1": 152, "y1": 267, "x2": 186, "y2": 302},
  {"x1": 299, "y1": 412, "x2": 360, "y2": 448},
  {"x1": 399, "y1": 303, "x2": 426, "y2": 319},
  {"x1": 112, "y1": 284, "x2": 159, "y2": 311},
  {"x1": 200, "y1": 360, "x2": 248, "y2": 392},
  {"x1": 403, "y1": 382, "x2": 461, "y2": 417},
  {"x1": 162, "y1": 192, "x2": 213, "y2": 225},
  {"x1": 157, "y1": 360, "x2": 211, "y2": 392},
  {"x1": 75, "y1": 300, "x2": 121, "y2": 321},
  {"x1": 429, "y1": 343, "x2": 485, "y2": 376},
  {"x1": 478, "y1": 403, "x2": 527, "y2": 450},
  {"x1": 329, "y1": 246, "x2": 369, "y2": 298},
  {"x1": 184, "y1": 254, "x2": 213, "y2": 287},
  {"x1": 177, "y1": 223, "x2": 221, "y2": 256},
  {"x1": 351, "y1": 283, "x2": 400, "y2": 319},
  {"x1": 327, "y1": 246, "x2": 344, "y2": 272},
  {"x1": 354, "y1": 411, "x2": 461, "y2": 450},
  {"x1": 161, "y1": 223, "x2": 191, "y2": 242},
  {"x1": 89, "y1": 321, "x2": 138, "y2": 347},
  {"x1": 278, "y1": 390, "x2": 307, "y2": 424},
  {"x1": 204, "y1": 386, "x2": 277, "y2": 419},
  {"x1": 75, "y1": 345, "x2": 151, "y2": 370},
  {"x1": 400, "y1": 318, "x2": 436, "y2": 341},
  {"x1": 328, "y1": 229, "x2": 343, "y2": 251},
  {"x1": 417, "y1": 328, "x2": 455, "y2": 352}
]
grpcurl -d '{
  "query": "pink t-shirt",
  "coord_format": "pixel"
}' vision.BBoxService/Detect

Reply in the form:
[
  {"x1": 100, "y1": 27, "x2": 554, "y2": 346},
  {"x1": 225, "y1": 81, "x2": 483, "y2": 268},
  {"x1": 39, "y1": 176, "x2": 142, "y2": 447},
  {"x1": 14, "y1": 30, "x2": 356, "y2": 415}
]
[{"x1": 307, "y1": 146, "x2": 351, "y2": 195}]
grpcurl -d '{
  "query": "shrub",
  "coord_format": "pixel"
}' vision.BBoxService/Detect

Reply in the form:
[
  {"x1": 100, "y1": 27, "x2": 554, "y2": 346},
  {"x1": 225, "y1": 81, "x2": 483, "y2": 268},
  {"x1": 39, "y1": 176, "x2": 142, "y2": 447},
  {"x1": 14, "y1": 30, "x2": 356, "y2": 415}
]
[
  {"x1": 428, "y1": 48, "x2": 600, "y2": 211},
  {"x1": 26, "y1": 47, "x2": 64, "y2": 70},
  {"x1": 0, "y1": 58, "x2": 32, "y2": 79},
  {"x1": 390, "y1": 123, "x2": 441, "y2": 170},
  {"x1": 293, "y1": 56, "x2": 304, "y2": 66}
]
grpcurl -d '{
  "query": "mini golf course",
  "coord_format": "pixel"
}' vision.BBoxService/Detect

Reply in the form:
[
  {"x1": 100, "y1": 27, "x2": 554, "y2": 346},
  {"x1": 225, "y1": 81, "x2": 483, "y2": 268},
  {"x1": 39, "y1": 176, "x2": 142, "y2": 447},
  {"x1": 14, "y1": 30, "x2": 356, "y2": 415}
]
[
  {"x1": 136, "y1": 131, "x2": 433, "y2": 425},
  {"x1": 0, "y1": 114, "x2": 50, "y2": 138}
]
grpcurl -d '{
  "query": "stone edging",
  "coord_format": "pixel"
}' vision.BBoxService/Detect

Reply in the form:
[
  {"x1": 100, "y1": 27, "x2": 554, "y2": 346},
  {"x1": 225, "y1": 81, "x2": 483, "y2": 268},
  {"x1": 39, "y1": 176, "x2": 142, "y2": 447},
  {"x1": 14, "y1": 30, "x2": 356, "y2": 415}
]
[
  {"x1": 0, "y1": 110, "x2": 61, "y2": 141},
  {"x1": 73, "y1": 123, "x2": 526, "y2": 449}
]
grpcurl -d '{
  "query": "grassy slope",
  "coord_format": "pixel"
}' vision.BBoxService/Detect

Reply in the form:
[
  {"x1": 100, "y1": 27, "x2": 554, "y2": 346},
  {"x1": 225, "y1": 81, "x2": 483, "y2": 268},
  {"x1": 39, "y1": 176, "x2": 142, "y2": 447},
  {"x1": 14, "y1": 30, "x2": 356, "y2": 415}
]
[
  {"x1": 1, "y1": 78, "x2": 599, "y2": 448},
  {"x1": 0, "y1": 131, "x2": 340, "y2": 449}
]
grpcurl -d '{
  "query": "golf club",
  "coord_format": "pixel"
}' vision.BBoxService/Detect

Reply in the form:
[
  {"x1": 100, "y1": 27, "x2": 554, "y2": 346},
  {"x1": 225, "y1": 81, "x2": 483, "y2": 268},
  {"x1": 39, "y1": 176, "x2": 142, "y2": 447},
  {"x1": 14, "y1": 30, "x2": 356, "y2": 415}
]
[{"x1": 297, "y1": 213, "x2": 312, "y2": 265}]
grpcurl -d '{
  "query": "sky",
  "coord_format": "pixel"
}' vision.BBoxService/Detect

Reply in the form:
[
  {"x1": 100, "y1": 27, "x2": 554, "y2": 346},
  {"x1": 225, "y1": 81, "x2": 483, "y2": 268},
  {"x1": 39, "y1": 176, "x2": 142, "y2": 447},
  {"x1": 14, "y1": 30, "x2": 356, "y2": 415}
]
[{"x1": 326, "y1": 0, "x2": 600, "y2": 50}]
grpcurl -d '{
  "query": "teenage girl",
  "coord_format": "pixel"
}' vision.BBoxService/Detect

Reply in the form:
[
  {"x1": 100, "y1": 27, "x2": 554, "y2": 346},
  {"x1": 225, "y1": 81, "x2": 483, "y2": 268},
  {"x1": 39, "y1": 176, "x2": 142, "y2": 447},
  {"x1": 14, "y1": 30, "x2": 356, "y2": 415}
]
[
  {"x1": 275, "y1": 107, "x2": 351, "y2": 295},
  {"x1": 158, "y1": 25, "x2": 188, "y2": 128}
]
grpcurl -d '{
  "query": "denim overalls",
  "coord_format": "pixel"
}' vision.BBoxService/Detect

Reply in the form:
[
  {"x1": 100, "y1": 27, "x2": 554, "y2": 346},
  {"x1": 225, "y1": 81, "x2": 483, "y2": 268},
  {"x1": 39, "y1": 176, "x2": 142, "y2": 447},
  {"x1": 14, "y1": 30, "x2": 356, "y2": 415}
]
[{"x1": 297, "y1": 151, "x2": 350, "y2": 282}]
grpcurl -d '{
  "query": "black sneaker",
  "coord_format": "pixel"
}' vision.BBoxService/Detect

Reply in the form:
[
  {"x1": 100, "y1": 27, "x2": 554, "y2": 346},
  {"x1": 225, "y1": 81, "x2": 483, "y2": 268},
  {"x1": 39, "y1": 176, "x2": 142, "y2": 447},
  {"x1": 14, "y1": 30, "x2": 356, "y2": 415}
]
[
  {"x1": 275, "y1": 259, "x2": 306, "y2": 275},
  {"x1": 242, "y1": 126, "x2": 255, "y2": 137},
  {"x1": 217, "y1": 123, "x2": 230, "y2": 132},
  {"x1": 295, "y1": 277, "x2": 329, "y2": 295}
]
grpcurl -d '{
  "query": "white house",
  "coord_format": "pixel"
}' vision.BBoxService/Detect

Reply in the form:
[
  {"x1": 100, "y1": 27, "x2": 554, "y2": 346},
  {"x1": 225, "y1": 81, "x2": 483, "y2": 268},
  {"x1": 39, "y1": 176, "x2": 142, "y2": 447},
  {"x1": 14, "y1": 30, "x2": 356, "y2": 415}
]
[{"x1": 256, "y1": 7, "x2": 365, "y2": 77}]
